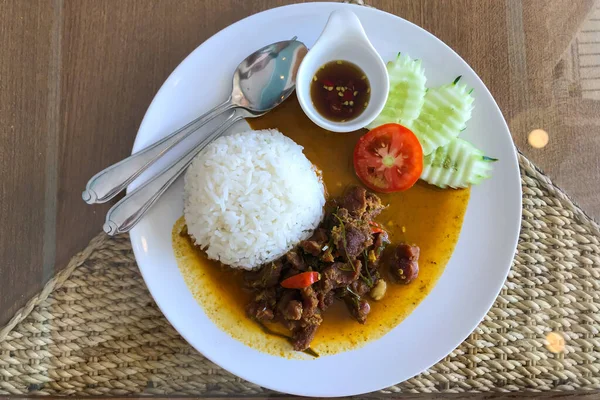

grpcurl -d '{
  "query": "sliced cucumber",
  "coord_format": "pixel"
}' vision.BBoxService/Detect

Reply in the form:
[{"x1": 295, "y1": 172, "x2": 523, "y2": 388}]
[
  {"x1": 367, "y1": 53, "x2": 427, "y2": 129},
  {"x1": 421, "y1": 138, "x2": 496, "y2": 189},
  {"x1": 410, "y1": 76, "x2": 474, "y2": 155}
]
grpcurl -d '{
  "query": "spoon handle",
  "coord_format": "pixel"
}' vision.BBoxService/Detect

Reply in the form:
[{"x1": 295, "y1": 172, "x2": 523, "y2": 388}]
[
  {"x1": 102, "y1": 109, "x2": 244, "y2": 236},
  {"x1": 82, "y1": 97, "x2": 234, "y2": 204}
]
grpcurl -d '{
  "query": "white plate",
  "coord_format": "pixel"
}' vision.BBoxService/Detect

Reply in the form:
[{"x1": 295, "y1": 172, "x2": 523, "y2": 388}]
[{"x1": 128, "y1": 2, "x2": 521, "y2": 397}]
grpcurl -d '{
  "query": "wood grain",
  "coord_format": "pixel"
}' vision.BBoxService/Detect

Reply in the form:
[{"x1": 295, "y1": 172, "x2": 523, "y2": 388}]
[{"x1": 1, "y1": 0, "x2": 599, "y2": 396}]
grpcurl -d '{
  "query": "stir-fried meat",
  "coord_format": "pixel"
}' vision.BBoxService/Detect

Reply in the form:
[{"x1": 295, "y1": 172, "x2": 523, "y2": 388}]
[
  {"x1": 342, "y1": 186, "x2": 385, "y2": 220},
  {"x1": 350, "y1": 279, "x2": 372, "y2": 297},
  {"x1": 321, "y1": 260, "x2": 361, "y2": 292},
  {"x1": 282, "y1": 300, "x2": 303, "y2": 321},
  {"x1": 344, "y1": 296, "x2": 371, "y2": 324},
  {"x1": 292, "y1": 319, "x2": 320, "y2": 351},
  {"x1": 285, "y1": 250, "x2": 306, "y2": 271},
  {"x1": 341, "y1": 185, "x2": 368, "y2": 217},
  {"x1": 243, "y1": 186, "x2": 420, "y2": 353},
  {"x1": 299, "y1": 241, "x2": 322, "y2": 257},
  {"x1": 299, "y1": 228, "x2": 328, "y2": 256},
  {"x1": 372, "y1": 231, "x2": 390, "y2": 263},
  {"x1": 246, "y1": 288, "x2": 276, "y2": 322},
  {"x1": 332, "y1": 222, "x2": 373, "y2": 260},
  {"x1": 365, "y1": 191, "x2": 385, "y2": 219},
  {"x1": 300, "y1": 286, "x2": 319, "y2": 319},
  {"x1": 244, "y1": 260, "x2": 282, "y2": 289},
  {"x1": 321, "y1": 246, "x2": 335, "y2": 263},
  {"x1": 246, "y1": 303, "x2": 274, "y2": 321},
  {"x1": 317, "y1": 289, "x2": 335, "y2": 310},
  {"x1": 390, "y1": 244, "x2": 420, "y2": 284},
  {"x1": 277, "y1": 291, "x2": 303, "y2": 321}
]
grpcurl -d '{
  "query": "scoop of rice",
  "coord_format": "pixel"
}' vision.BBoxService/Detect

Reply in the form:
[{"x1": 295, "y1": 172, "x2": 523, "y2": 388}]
[{"x1": 183, "y1": 129, "x2": 325, "y2": 270}]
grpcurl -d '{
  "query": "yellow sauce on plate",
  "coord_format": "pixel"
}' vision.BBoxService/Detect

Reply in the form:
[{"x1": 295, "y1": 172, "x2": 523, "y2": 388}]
[{"x1": 172, "y1": 97, "x2": 470, "y2": 357}]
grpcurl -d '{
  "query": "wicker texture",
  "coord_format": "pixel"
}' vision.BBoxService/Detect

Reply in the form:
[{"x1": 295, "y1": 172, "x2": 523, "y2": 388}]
[{"x1": 0, "y1": 153, "x2": 599, "y2": 396}]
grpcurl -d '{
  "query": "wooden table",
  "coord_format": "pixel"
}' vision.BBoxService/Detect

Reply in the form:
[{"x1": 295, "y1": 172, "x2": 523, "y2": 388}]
[{"x1": 1, "y1": 0, "x2": 599, "y2": 397}]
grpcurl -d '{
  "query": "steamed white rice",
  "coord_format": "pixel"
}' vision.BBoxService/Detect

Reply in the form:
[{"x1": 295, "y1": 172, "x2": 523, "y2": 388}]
[{"x1": 183, "y1": 129, "x2": 325, "y2": 270}]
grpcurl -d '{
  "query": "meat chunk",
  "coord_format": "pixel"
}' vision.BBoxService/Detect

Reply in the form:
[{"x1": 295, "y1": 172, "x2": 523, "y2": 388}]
[
  {"x1": 333, "y1": 222, "x2": 373, "y2": 261},
  {"x1": 342, "y1": 186, "x2": 368, "y2": 217},
  {"x1": 277, "y1": 291, "x2": 303, "y2": 321},
  {"x1": 293, "y1": 313, "x2": 323, "y2": 351},
  {"x1": 285, "y1": 250, "x2": 306, "y2": 271},
  {"x1": 365, "y1": 192, "x2": 385, "y2": 219},
  {"x1": 389, "y1": 244, "x2": 420, "y2": 284},
  {"x1": 300, "y1": 286, "x2": 319, "y2": 319},
  {"x1": 321, "y1": 247, "x2": 335, "y2": 263},
  {"x1": 244, "y1": 261, "x2": 282, "y2": 289},
  {"x1": 317, "y1": 289, "x2": 335, "y2": 310},
  {"x1": 247, "y1": 304, "x2": 274, "y2": 321},
  {"x1": 246, "y1": 288, "x2": 277, "y2": 322},
  {"x1": 346, "y1": 224, "x2": 373, "y2": 259},
  {"x1": 350, "y1": 279, "x2": 371, "y2": 297},
  {"x1": 300, "y1": 228, "x2": 329, "y2": 256},
  {"x1": 366, "y1": 231, "x2": 390, "y2": 268},
  {"x1": 344, "y1": 296, "x2": 371, "y2": 324},
  {"x1": 293, "y1": 321, "x2": 320, "y2": 351},
  {"x1": 373, "y1": 231, "x2": 390, "y2": 260},
  {"x1": 300, "y1": 241, "x2": 322, "y2": 257},
  {"x1": 282, "y1": 300, "x2": 303, "y2": 321},
  {"x1": 321, "y1": 260, "x2": 362, "y2": 292},
  {"x1": 320, "y1": 263, "x2": 343, "y2": 292}
]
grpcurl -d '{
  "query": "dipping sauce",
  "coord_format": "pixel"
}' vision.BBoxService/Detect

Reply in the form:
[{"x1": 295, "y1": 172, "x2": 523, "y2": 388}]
[{"x1": 310, "y1": 60, "x2": 370, "y2": 122}]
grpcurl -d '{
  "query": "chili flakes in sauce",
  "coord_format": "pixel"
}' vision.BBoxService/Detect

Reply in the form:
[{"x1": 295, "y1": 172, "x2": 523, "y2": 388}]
[{"x1": 310, "y1": 60, "x2": 371, "y2": 122}]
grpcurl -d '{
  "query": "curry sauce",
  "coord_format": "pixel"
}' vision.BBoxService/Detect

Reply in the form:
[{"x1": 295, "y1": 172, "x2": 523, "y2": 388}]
[{"x1": 172, "y1": 97, "x2": 469, "y2": 357}]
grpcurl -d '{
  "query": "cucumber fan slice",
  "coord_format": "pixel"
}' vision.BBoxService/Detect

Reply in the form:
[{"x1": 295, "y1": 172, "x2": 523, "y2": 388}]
[
  {"x1": 410, "y1": 77, "x2": 474, "y2": 155},
  {"x1": 421, "y1": 138, "x2": 496, "y2": 189},
  {"x1": 367, "y1": 53, "x2": 427, "y2": 129}
]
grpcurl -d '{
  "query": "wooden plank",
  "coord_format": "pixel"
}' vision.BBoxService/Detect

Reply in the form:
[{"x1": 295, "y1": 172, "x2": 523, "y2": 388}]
[
  {"x1": 0, "y1": 0, "x2": 58, "y2": 325},
  {"x1": 417, "y1": 0, "x2": 511, "y2": 112}
]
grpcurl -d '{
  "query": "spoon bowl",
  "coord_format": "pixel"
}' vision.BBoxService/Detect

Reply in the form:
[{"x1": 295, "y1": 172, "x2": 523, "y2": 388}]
[{"x1": 232, "y1": 39, "x2": 307, "y2": 112}]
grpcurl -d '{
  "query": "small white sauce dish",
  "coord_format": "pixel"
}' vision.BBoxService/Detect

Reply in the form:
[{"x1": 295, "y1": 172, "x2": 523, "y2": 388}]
[{"x1": 296, "y1": 9, "x2": 389, "y2": 133}]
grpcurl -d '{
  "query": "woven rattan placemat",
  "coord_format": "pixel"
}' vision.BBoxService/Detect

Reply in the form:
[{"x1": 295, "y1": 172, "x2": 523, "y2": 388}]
[{"x1": 0, "y1": 153, "x2": 599, "y2": 396}]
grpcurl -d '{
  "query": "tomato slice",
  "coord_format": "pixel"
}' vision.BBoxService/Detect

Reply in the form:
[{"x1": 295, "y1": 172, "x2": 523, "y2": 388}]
[
  {"x1": 281, "y1": 271, "x2": 321, "y2": 289},
  {"x1": 353, "y1": 123, "x2": 423, "y2": 193}
]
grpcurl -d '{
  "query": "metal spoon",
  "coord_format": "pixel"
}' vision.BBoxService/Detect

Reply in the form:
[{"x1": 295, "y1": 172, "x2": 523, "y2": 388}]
[
  {"x1": 101, "y1": 39, "x2": 307, "y2": 235},
  {"x1": 103, "y1": 108, "x2": 263, "y2": 235},
  {"x1": 82, "y1": 38, "x2": 307, "y2": 204}
]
